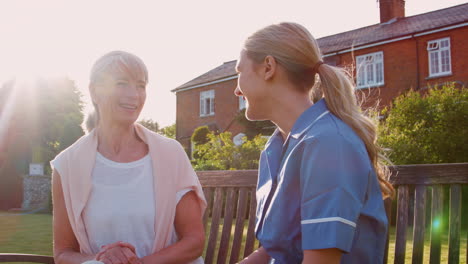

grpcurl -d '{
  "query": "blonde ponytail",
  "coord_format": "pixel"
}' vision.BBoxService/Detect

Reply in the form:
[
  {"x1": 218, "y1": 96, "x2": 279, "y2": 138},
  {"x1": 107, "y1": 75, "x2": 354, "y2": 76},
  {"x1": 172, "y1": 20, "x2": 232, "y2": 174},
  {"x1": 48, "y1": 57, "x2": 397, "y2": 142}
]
[
  {"x1": 317, "y1": 64, "x2": 394, "y2": 198},
  {"x1": 244, "y1": 22, "x2": 394, "y2": 198}
]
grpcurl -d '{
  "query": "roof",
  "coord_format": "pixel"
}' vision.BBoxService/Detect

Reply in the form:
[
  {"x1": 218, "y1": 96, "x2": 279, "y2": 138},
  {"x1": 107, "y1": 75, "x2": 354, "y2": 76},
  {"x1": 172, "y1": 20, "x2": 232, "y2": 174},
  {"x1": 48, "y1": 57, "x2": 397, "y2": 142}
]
[
  {"x1": 173, "y1": 3, "x2": 468, "y2": 92},
  {"x1": 172, "y1": 60, "x2": 237, "y2": 92},
  {"x1": 318, "y1": 3, "x2": 468, "y2": 54}
]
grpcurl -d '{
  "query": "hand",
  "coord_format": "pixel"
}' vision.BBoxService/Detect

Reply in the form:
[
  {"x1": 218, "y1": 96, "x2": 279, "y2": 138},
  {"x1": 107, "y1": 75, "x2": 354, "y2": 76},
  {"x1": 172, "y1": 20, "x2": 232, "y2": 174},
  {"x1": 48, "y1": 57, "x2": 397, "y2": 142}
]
[{"x1": 96, "y1": 241, "x2": 141, "y2": 264}]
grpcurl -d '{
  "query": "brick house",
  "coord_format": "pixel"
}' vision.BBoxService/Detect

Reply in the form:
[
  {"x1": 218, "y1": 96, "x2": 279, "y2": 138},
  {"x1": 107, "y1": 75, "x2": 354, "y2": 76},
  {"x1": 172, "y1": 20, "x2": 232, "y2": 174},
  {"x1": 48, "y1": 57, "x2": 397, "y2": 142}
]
[{"x1": 172, "y1": 1, "x2": 468, "y2": 151}]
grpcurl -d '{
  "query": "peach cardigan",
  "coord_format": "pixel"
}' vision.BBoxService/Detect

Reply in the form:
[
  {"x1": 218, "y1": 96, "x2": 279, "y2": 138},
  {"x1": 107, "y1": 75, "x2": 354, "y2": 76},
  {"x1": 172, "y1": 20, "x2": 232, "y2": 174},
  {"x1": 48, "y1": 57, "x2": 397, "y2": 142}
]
[{"x1": 52, "y1": 124, "x2": 206, "y2": 254}]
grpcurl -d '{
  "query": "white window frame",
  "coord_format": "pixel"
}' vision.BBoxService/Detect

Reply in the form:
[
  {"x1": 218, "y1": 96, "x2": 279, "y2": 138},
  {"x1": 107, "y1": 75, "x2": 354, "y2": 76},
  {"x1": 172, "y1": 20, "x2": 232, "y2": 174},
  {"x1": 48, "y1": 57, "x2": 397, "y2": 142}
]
[
  {"x1": 356, "y1": 51, "x2": 384, "y2": 89},
  {"x1": 427, "y1": 37, "x2": 451, "y2": 77},
  {"x1": 200, "y1": 90, "x2": 215, "y2": 117},
  {"x1": 239, "y1": 96, "x2": 246, "y2": 110}
]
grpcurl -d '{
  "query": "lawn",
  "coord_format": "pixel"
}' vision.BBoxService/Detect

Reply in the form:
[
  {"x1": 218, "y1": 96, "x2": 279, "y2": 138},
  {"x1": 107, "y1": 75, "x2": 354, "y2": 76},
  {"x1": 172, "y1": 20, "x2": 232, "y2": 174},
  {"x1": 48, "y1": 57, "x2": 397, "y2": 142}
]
[
  {"x1": 386, "y1": 225, "x2": 467, "y2": 264},
  {"x1": 0, "y1": 212, "x2": 52, "y2": 255},
  {"x1": 0, "y1": 212, "x2": 466, "y2": 263}
]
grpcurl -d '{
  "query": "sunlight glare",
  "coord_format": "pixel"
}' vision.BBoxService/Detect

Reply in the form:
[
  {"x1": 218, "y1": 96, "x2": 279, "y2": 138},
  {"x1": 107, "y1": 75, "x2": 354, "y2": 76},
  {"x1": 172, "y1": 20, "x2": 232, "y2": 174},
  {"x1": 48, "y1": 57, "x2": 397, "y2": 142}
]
[{"x1": 0, "y1": 76, "x2": 39, "y2": 154}]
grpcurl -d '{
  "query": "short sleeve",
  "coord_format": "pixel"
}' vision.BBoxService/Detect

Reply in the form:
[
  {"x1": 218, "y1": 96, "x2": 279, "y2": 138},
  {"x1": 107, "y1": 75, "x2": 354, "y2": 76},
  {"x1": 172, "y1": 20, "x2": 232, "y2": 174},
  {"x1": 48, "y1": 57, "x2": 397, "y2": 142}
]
[
  {"x1": 50, "y1": 151, "x2": 67, "y2": 177},
  {"x1": 172, "y1": 140, "x2": 207, "y2": 213},
  {"x1": 176, "y1": 189, "x2": 192, "y2": 204},
  {"x1": 299, "y1": 133, "x2": 370, "y2": 252}
]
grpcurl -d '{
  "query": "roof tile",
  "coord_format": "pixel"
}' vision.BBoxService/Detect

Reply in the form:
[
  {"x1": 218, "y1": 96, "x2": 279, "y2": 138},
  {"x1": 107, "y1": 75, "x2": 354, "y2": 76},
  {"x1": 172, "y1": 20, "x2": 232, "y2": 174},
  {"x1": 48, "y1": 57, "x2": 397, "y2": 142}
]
[{"x1": 173, "y1": 3, "x2": 468, "y2": 92}]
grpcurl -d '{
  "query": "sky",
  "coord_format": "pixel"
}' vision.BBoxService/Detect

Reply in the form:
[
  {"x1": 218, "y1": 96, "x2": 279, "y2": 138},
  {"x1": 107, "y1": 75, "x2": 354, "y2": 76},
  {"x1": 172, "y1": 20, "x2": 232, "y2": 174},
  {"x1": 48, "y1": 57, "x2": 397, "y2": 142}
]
[{"x1": 0, "y1": 0, "x2": 466, "y2": 127}]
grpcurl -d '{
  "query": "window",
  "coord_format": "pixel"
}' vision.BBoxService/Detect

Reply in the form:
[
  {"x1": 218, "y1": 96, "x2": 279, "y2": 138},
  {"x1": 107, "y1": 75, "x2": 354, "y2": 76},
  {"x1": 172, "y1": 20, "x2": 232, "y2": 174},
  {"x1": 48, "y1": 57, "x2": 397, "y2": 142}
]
[
  {"x1": 427, "y1": 38, "x2": 451, "y2": 77},
  {"x1": 239, "y1": 96, "x2": 246, "y2": 110},
  {"x1": 356, "y1": 51, "x2": 384, "y2": 88},
  {"x1": 200, "y1": 90, "x2": 215, "y2": 116}
]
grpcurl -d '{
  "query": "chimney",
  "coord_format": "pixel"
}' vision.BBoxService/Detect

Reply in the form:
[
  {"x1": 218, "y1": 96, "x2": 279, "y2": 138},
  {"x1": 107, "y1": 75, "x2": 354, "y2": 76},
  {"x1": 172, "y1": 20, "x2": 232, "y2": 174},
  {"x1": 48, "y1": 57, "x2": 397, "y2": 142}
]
[{"x1": 379, "y1": 0, "x2": 405, "y2": 23}]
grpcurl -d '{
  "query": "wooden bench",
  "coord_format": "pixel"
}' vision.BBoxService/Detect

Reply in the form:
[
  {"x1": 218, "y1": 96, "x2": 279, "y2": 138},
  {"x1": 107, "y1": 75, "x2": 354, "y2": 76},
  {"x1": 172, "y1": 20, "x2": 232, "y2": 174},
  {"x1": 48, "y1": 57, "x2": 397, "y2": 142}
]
[
  {"x1": 388, "y1": 163, "x2": 467, "y2": 264},
  {"x1": 198, "y1": 170, "x2": 391, "y2": 264},
  {"x1": 1, "y1": 163, "x2": 467, "y2": 264},
  {"x1": 198, "y1": 170, "x2": 258, "y2": 264},
  {"x1": 198, "y1": 163, "x2": 468, "y2": 264},
  {"x1": 0, "y1": 253, "x2": 54, "y2": 263}
]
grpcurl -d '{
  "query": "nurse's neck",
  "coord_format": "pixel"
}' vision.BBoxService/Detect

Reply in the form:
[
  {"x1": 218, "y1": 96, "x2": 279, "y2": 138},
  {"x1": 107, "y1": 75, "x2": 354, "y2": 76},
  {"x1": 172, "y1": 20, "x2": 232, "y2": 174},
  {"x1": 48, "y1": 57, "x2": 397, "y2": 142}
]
[{"x1": 270, "y1": 93, "x2": 313, "y2": 141}]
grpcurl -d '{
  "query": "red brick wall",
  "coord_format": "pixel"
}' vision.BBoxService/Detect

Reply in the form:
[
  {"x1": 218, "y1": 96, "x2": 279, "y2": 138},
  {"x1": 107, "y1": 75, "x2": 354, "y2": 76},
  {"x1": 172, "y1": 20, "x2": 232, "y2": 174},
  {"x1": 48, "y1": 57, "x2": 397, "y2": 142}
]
[
  {"x1": 416, "y1": 27, "x2": 468, "y2": 89},
  {"x1": 176, "y1": 27, "x2": 468, "y2": 149},
  {"x1": 176, "y1": 78, "x2": 245, "y2": 150},
  {"x1": 0, "y1": 166, "x2": 23, "y2": 210},
  {"x1": 336, "y1": 26, "x2": 468, "y2": 110},
  {"x1": 337, "y1": 38, "x2": 417, "y2": 109},
  {"x1": 379, "y1": 0, "x2": 405, "y2": 23}
]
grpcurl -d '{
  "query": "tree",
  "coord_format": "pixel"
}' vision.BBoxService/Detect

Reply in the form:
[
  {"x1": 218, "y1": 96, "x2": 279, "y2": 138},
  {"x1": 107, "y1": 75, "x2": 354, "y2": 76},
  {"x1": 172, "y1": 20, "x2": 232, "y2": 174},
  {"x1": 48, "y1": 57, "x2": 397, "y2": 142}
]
[
  {"x1": 378, "y1": 83, "x2": 467, "y2": 164},
  {"x1": 1, "y1": 77, "x2": 85, "y2": 175},
  {"x1": 190, "y1": 126, "x2": 211, "y2": 160},
  {"x1": 235, "y1": 109, "x2": 275, "y2": 139},
  {"x1": 159, "y1": 123, "x2": 176, "y2": 139},
  {"x1": 138, "y1": 119, "x2": 176, "y2": 139},
  {"x1": 138, "y1": 118, "x2": 160, "y2": 133},
  {"x1": 192, "y1": 131, "x2": 267, "y2": 170},
  {"x1": 191, "y1": 126, "x2": 210, "y2": 145}
]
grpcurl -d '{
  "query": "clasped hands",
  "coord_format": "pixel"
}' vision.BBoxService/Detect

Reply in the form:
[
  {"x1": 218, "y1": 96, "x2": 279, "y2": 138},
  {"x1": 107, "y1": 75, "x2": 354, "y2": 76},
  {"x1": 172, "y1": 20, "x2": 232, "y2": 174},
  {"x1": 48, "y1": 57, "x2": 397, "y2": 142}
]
[{"x1": 95, "y1": 241, "x2": 142, "y2": 264}]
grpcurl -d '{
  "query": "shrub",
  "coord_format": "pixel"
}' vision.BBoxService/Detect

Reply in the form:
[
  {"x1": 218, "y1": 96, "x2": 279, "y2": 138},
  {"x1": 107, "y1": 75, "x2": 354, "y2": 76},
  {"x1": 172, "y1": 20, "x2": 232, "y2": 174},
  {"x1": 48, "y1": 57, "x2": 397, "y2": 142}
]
[
  {"x1": 191, "y1": 126, "x2": 211, "y2": 145},
  {"x1": 378, "y1": 83, "x2": 467, "y2": 164},
  {"x1": 192, "y1": 132, "x2": 267, "y2": 170}
]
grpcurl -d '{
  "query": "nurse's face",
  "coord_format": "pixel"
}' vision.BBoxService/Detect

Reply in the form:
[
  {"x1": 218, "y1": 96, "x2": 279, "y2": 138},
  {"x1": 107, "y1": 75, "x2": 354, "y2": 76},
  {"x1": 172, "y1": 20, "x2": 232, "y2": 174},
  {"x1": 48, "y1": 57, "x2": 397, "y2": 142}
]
[
  {"x1": 234, "y1": 50, "x2": 270, "y2": 121},
  {"x1": 92, "y1": 69, "x2": 147, "y2": 126}
]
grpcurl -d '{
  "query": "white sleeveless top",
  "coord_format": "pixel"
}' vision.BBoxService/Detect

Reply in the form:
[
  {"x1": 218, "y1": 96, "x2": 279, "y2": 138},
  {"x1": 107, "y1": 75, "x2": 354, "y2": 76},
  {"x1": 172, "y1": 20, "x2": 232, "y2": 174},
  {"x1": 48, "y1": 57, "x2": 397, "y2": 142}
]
[{"x1": 75, "y1": 152, "x2": 202, "y2": 263}]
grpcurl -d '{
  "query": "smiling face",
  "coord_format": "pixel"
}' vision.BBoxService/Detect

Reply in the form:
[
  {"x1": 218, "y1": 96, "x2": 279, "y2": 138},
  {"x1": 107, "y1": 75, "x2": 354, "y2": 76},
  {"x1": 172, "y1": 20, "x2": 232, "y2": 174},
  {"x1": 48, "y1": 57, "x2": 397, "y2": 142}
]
[
  {"x1": 91, "y1": 67, "x2": 147, "y2": 127},
  {"x1": 234, "y1": 50, "x2": 271, "y2": 121}
]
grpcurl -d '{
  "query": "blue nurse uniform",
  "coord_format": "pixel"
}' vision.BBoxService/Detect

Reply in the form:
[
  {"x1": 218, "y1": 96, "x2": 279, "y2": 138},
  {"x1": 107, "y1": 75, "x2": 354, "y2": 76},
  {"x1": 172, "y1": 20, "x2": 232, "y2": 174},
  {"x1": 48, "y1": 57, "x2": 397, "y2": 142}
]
[{"x1": 255, "y1": 99, "x2": 388, "y2": 264}]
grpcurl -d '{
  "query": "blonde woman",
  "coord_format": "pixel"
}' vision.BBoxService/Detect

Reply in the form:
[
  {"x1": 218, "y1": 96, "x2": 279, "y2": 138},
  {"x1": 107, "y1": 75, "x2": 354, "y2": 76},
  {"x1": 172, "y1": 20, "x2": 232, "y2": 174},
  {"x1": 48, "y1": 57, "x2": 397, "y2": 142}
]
[
  {"x1": 51, "y1": 51, "x2": 206, "y2": 264},
  {"x1": 234, "y1": 23, "x2": 394, "y2": 264}
]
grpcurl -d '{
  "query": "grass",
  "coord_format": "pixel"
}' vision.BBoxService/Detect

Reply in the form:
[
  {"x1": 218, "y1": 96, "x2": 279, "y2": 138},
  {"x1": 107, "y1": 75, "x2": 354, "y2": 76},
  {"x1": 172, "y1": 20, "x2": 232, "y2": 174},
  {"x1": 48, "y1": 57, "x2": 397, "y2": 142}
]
[
  {"x1": 386, "y1": 225, "x2": 467, "y2": 264},
  {"x1": 0, "y1": 212, "x2": 52, "y2": 255},
  {"x1": 0, "y1": 212, "x2": 466, "y2": 263}
]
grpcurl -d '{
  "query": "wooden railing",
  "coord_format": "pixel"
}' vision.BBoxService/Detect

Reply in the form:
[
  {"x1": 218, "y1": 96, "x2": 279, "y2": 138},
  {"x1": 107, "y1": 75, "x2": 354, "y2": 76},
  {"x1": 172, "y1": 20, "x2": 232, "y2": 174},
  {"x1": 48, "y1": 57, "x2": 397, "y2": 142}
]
[{"x1": 1, "y1": 163, "x2": 466, "y2": 264}]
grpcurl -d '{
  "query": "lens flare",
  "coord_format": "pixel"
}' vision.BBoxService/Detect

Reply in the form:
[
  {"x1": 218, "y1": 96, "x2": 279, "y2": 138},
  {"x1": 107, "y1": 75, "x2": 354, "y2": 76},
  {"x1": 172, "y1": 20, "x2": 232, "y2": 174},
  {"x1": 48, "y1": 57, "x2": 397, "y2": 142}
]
[{"x1": 0, "y1": 78, "x2": 38, "y2": 149}]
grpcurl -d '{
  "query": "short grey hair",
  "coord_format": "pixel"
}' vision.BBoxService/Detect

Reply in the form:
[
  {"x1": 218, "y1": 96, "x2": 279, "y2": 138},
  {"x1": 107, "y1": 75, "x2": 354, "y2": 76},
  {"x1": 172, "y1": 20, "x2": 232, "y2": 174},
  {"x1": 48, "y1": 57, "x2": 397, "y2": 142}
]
[{"x1": 86, "y1": 51, "x2": 148, "y2": 132}]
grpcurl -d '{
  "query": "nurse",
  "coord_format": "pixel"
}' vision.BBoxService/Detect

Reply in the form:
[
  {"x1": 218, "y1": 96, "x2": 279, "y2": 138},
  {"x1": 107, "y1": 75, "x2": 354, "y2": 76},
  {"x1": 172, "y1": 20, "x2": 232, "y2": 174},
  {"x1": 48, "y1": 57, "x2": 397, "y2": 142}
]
[{"x1": 235, "y1": 22, "x2": 394, "y2": 264}]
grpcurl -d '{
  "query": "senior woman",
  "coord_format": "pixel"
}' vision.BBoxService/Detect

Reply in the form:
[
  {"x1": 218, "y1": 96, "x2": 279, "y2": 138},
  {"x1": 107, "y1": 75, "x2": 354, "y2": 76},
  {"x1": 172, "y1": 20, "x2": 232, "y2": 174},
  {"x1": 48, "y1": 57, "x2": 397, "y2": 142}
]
[{"x1": 51, "y1": 51, "x2": 206, "y2": 264}]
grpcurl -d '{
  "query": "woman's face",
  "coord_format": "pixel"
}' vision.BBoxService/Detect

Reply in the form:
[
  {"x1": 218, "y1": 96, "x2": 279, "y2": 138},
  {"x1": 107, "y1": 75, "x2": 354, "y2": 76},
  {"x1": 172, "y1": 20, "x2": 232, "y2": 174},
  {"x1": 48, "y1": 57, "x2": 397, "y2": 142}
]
[
  {"x1": 92, "y1": 69, "x2": 147, "y2": 126},
  {"x1": 234, "y1": 50, "x2": 270, "y2": 121}
]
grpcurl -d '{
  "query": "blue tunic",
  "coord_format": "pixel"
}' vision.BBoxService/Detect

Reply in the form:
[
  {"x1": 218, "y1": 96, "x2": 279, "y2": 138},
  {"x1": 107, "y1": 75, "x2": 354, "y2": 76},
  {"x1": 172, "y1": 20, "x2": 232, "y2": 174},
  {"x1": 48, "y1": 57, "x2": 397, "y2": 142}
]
[{"x1": 255, "y1": 99, "x2": 388, "y2": 264}]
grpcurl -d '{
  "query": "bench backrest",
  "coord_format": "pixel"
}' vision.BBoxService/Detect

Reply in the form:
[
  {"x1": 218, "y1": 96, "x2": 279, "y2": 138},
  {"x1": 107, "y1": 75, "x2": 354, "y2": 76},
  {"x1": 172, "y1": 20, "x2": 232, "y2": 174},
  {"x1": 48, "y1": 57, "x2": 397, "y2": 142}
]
[
  {"x1": 0, "y1": 253, "x2": 54, "y2": 263},
  {"x1": 198, "y1": 170, "x2": 258, "y2": 264},
  {"x1": 1, "y1": 163, "x2": 465, "y2": 264},
  {"x1": 389, "y1": 163, "x2": 468, "y2": 264},
  {"x1": 198, "y1": 163, "x2": 468, "y2": 264}
]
